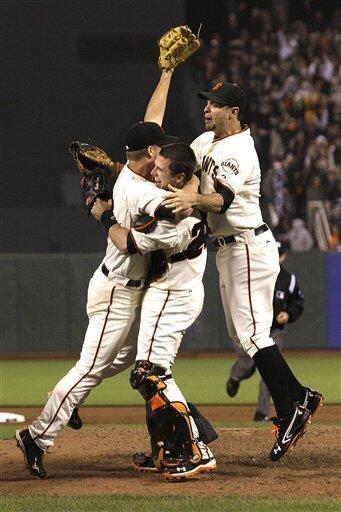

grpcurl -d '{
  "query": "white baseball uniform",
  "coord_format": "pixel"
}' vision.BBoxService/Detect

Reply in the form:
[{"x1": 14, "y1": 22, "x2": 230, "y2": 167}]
[
  {"x1": 29, "y1": 165, "x2": 151, "y2": 450},
  {"x1": 121, "y1": 178, "x2": 208, "y2": 440},
  {"x1": 191, "y1": 127, "x2": 280, "y2": 358}
]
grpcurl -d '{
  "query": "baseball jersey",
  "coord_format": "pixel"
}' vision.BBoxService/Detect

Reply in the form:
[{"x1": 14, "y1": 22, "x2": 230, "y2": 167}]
[
  {"x1": 190, "y1": 127, "x2": 264, "y2": 237},
  {"x1": 126, "y1": 180, "x2": 207, "y2": 291},
  {"x1": 101, "y1": 164, "x2": 151, "y2": 280}
]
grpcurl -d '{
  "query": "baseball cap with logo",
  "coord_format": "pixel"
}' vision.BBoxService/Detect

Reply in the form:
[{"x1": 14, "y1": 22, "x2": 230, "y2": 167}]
[
  {"x1": 197, "y1": 82, "x2": 247, "y2": 113},
  {"x1": 126, "y1": 122, "x2": 178, "y2": 151}
]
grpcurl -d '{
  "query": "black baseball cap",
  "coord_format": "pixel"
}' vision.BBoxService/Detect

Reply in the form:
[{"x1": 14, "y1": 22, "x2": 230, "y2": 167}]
[
  {"x1": 126, "y1": 122, "x2": 178, "y2": 151},
  {"x1": 197, "y1": 82, "x2": 247, "y2": 113}
]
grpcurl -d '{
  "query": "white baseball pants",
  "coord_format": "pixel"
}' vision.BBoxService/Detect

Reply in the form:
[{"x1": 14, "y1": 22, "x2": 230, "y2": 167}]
[
  {"x1": 29, "y1": 267, "x2": 143, "y2": 450},
  {"x1": 136, "y1": 284, "x2": 204, "y2": 438},
  {"x1": 136, "y1": 284, "x2": 204, "y2": 371},
  {"x1": 216, "y1": 229, "x2": 279, "y2": 358}
]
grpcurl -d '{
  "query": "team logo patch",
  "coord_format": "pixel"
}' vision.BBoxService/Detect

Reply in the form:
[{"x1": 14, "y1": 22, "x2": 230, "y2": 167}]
[
  {"x1": 212, "y1": 82, "x2": 222, "y2": 91},
  {"x1": 221, "y1": 158, "x2": 239, "y2": 175}
]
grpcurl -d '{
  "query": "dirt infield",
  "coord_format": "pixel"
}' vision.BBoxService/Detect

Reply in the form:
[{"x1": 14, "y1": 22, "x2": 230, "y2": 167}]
[
  {"x1": 1, "y1": 406, "x2": 340, "y2": 499},
  {"x1": 2, "y1": 404, "x2": 340, "y2": 425}
]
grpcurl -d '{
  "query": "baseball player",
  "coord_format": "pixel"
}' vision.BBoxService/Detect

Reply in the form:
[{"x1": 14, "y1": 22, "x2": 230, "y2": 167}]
[
  {"x1": 149, "y1": 71, "x2": 323, "y2": 461},
  {"x1": 226, "y1": 241, "x2": 305, "y2": 421},
  {"x1": 91, "y1": 142, "x2": 217, "y2": 481},
  {"x1": 15, "y1": 121, "x2": 180, "y2": 479}
]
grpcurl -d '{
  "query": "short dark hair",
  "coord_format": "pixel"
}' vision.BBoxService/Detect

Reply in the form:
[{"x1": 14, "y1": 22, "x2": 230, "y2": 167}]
[{"x1": 159, "y1": 142, "x2": 196, "y2": 184}]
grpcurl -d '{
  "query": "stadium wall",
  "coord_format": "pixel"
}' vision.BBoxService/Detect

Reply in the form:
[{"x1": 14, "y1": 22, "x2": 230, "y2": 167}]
[{"x1": 2, "y1": 251, "x2": 339, "y2": 353}]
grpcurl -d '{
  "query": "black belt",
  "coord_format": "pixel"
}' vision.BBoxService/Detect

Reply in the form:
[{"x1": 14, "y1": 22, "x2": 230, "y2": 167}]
[
  {"x1": 169, "y1": 247, "x2": 204, "y2": 263},
  {"x1": 101, "y1": 264, "x2": 142, "y2": 288},
  {"x1": 213, "y1": 224, "x2": 269, "y2": 248}
]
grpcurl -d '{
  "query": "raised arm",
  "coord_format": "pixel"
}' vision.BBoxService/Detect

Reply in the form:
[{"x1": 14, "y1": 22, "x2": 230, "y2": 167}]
[{"x1": 144, "y1": 69, "x2": 174, "y2": 126}]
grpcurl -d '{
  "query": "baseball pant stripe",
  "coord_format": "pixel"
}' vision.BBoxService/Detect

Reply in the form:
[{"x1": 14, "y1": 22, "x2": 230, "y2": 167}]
[
  {"x1": 245, "y1": 245, "x2": 259, "y2": 350},
  {"x1": 147, "y1": 290, "x2": 171, "y2": 361},
  {"x1": 33, "y1": 286, "x2": 116, "y2": 440}
]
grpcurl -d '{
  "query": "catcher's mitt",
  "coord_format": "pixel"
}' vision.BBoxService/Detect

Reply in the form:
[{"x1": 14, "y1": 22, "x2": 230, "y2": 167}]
[
  {"x1": 69, "y1": 141, "x2": 115, "y2": 215},
  {"x1": 69, "y1": 141, "x2": 114, "y2": 175},
  {"x1": 158, "y1": 25, "x2": 200, "y2": 69}
]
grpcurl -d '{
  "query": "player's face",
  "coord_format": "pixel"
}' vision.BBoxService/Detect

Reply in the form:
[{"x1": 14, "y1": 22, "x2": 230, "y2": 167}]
[
  {"x1": 152, "y1": 155, "x2": 182, "y2": 190},
  {"x1": 204, "y1": 101, "x2": 229, "y2": 132}
]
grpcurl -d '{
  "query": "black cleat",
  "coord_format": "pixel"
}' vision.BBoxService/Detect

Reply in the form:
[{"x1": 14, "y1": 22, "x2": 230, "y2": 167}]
[
  {"x1": 226, "y1": 378, "x2": 240, "y2": 397},
  {"x1": 68, "y1": 407, "x2": 83, "y2": 430},
  {"x1": 133, "y1": 452, "x2": 158, "y2": 473},
  {"x1": 269, "y1": 404, "x2": 311, "y2": 461},
  {"x1": 299, "y1": 388, "x2": 324, "y2": 416},
  {"x1": 15, "y1": 429, "x2": 46, "y2": 479},
  {"x1": 253, "y1": 411, "x2": 269, "y2": 422}
]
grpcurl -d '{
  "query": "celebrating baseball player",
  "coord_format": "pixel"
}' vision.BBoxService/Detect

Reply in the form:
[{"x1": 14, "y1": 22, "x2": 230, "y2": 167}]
[
  {"x1": 91, "y1": 141, "x2": 217, "y2": 480},
  {"x1": 226, "y1": 241, "x2": 305, "y2": 422},
  {"x1": 15, "y1": 121, "x2": 180, "y2": 479},
  {"x1": 147, "y1": 28, "x2": 323, "y2": 461},
  {"x1": 15, "y1": 27, "x2": 213, "y2": 480}
]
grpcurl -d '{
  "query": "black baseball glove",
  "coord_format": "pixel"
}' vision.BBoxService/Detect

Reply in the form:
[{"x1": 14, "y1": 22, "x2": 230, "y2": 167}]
[{"x1": 69, "y1": 141, "x2": 116, "y2": 215}]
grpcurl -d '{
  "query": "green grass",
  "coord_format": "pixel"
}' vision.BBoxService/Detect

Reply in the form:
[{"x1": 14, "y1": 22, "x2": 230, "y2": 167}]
[
  {"x1": 1, "y1": 355, "x2": 340, "y2": 407},
  {"x1": 0, "y1": 495, "x2": 339, "y2": 512}
]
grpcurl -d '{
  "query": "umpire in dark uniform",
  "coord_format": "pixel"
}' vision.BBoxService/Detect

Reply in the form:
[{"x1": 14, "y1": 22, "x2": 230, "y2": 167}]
[{"x1": 226, "y1": 241, "x2": 304, "y2": 421}]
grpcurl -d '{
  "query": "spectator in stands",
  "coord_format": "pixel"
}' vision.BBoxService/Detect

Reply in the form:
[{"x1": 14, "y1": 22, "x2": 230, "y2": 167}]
[
  {"x1": 306, "y1": 176, "x2": 327, "y2": 202},
  {"x1": 286, "y1": 219, "x2": 314, "y2": 252}
]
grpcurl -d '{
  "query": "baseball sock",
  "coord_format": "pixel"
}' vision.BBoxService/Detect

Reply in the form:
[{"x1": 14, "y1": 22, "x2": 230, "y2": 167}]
[
  {"x1": 253, "y1": 346, "x2": 294, "y2": 418},
  {"x1": 273, "y1": 345, "x2": 306, "y2": 402}
]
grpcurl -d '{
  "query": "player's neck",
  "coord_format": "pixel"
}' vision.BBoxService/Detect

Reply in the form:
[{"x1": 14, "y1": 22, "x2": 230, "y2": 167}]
[
  {"x1": 128, "y1": 160, "x2": 154, "y2": 181},
  {"x1": 214, "y1": 119, "x2": 241, "y2": 139}
]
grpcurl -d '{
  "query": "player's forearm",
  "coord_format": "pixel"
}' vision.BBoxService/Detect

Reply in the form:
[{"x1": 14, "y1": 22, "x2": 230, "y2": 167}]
[
  {"x1": 144, "y1": 69, "x2": 174, "y2": 126},
  {"x1": 108, "y1": 225, "x2": 129, "y2": 254},
  {"x1": 194, "y1": 192, "x2": 224, "y2": 213}
]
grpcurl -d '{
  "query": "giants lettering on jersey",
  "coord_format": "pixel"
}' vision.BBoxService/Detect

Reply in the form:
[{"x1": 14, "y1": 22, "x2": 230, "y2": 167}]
[
  {"x1": 202, "y1": 155, "x2": 219, "y2": 178},
  {"x1": 221, "y1": 158, "x2": 239, "y2": 175}
]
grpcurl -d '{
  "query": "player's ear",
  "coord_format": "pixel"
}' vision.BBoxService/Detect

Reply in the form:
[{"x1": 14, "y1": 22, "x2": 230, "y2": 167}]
[
  {"x1": 148, "y1": 145, "x2": 160, "y2": 159},
  {"x1": 231, "y1": 107, "x2": 239, "y2": 119},
  {"x1": 175, "y1": 172, "x2": 185, "y2": 187},
  {"x1": 146, "y1": 145, "x2": 155, "y2": 159}
]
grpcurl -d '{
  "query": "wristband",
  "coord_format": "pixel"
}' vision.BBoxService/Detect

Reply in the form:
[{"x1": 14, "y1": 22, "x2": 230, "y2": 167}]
[{"x1": 100, "y1": 210, "x2": 117, "y2": 232}]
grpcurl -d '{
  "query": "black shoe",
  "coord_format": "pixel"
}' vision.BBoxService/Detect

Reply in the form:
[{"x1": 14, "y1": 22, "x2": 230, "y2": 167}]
[
  {"x1": 269, "y1": 404, "x2": 311, "y2": 461},
  {"x1": 299, "y1": 388, "x2": 324, "y2": 416},
  {"x1": 253, "y1": 411, "x2": 269, "y2": 422},
  {"x1": 133, "y1": 452, "x2": 158, "y2": 473},
  {"x1": 68, "y1": 407, "x2": 83, "y2": 430},
  {"x1": 15, "y1": 429, "x2": 46, "y2": 479},
  {"x1": 226, "y1": 378, "x2": 240, "y2": 397}
]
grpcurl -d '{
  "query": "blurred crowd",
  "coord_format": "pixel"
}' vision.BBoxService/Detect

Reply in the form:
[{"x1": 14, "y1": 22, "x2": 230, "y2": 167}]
[{"x1": 192, "y1": 1, "x2": 340, "y2": 251}]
